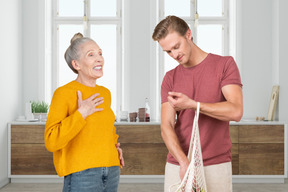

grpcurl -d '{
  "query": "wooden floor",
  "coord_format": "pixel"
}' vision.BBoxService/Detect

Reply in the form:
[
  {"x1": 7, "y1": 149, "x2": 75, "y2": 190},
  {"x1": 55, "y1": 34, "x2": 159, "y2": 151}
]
[{"x1": 1, "y1": 180, "x2": 288, "y2": 192}]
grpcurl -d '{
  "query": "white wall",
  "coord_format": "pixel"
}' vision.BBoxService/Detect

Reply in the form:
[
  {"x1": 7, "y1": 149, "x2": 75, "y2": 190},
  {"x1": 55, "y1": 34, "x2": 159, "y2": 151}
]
[
  {"x1": 22, "y1": 0, "x2": 46, "y2": 106},
  {"x1": 123, "y1": 0, "x2": 158, "y2": 120},
  {"x1": 0, "y1": 0, "x2": 22, "y2": 188},
  {"x1": 238, "y1": 0, "x2": 274, "y2": 119},
  {"x1": 237, "y1": 0, "x2": 287, "y2": 122},
  {"x1": 123, "y1": 0, "x2": 151, "y2": 113},
  {"x1": 278, "y1": 0, "x2": 288, "y2": 122}
]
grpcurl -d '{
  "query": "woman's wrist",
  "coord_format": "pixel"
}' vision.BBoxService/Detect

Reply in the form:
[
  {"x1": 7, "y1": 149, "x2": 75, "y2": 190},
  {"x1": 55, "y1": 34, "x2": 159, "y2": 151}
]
[{"x1": 78, "y1": 109, "x2": 87, "y2": 119}]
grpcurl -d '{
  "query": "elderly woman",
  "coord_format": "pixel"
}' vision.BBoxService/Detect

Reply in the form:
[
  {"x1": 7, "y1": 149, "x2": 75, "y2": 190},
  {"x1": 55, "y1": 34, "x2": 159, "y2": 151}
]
[{"x1": 45, "y1": 33, "x2": 124, "y2": 192}]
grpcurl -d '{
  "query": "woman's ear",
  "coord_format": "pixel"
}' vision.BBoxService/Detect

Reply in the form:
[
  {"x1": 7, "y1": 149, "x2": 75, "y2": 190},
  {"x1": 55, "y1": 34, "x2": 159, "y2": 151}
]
[{"x1": 72, "y1": 60, "x2": 80, "y2": 71}]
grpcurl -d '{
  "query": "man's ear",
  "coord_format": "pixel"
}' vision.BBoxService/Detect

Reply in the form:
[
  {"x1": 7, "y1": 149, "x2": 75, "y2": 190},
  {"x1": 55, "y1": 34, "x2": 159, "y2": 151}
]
[
  {"x1": 185, "y1": 29, "x2": 193, "y2": 40},
  {"x1": 72, "y1": 60, "x2": 80, "y2": 71}
]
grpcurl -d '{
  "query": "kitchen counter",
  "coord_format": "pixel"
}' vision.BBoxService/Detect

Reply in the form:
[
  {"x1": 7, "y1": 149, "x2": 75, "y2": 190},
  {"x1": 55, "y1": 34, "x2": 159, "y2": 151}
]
[{"x1": 7, "y1": 121, "x2": 288, "y2": 183}]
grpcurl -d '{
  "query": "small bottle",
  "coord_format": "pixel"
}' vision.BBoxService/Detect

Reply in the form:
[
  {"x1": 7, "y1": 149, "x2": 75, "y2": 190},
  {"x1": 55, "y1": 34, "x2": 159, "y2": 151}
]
[{"x1": 145, "y1": 98, "x2": 150, "y2": 122}]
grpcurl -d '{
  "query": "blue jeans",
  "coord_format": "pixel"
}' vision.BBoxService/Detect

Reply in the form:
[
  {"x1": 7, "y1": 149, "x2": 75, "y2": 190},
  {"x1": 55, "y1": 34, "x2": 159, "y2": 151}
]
[{"x1": 63, "y1": 166, "x2": 120, "y2": 192}]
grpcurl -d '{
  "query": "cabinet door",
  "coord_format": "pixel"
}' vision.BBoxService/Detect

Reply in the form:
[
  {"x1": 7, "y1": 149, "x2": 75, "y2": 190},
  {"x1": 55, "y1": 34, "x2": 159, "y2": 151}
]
[
  {"x1": 11, "y1": 125, "x2": 56, "y2": 175},
  {"x1": 117, "y1": 125, "x2": 163, "y2": 143},
  {"x1": 120, "y1": 143, "x2": 168, "y2": 175},
  {"x1": 230, "y1": 126, "x2": 239, "y2": 175},
  {"x1": 11, "y1": 144, "x2": 57, "y2": 175},
  {"x1": 231, "y1": 144, "x2": 239, "y2": 175},
  {"x1": 238, "y1": 125, "x2": 284, "y2": 175},
  {"x1": 238, "y1": 125, "x2": 284, "y2": 143},
  {"x1": 11, "y1": 125, "x2": 45, "y2": 143},
  {"x1": 116, "y1": 125, "x2": 168, "y2": 175},
  {"x1": 239, "y1": 143, "x2": 284, "y2": 175}
]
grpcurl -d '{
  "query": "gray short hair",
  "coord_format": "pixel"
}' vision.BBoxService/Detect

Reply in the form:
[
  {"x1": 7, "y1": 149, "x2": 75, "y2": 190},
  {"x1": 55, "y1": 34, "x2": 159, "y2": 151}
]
[{"x1": 64, "y1": 33, "x2": 94, "y2": 74}]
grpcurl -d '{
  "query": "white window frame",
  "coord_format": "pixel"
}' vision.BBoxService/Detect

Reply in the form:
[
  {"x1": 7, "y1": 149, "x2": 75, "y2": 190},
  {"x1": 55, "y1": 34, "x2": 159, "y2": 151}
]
[{"x1": 51, "y1": 0, "x2": 123, "y2": 112}]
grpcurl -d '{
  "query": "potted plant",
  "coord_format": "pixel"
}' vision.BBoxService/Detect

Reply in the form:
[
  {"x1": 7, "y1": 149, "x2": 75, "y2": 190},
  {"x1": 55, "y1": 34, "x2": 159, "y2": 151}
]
[{"x1": 31, "y1": 101, "x2": 49, "y2": 122}]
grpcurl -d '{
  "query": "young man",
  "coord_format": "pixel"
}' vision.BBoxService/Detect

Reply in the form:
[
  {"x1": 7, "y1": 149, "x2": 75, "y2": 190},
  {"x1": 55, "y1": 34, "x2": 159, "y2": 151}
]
[{"x1": 152, "y1": 15, "x2": 243, "y2": 192}]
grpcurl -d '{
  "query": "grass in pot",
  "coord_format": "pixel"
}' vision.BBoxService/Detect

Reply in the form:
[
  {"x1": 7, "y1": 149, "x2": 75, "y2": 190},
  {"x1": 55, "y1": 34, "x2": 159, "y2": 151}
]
[{"x1": 31, "y1": 101, "x2": 49, "y2": 122}]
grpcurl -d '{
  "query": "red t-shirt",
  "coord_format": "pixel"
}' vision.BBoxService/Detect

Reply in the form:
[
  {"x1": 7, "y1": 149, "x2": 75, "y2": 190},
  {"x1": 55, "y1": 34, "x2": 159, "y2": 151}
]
[{"x1": 161, "y1": 53, "x2": 242, "y2": 166}]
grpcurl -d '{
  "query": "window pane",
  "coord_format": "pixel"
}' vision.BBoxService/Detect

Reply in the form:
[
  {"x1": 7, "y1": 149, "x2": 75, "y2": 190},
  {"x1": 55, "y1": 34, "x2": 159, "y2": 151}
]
[
  {"x1": 198, "y1": 0, "x2": 223, "y2": 17},
  {"x1": 90, "y1": 0, "x2": 117, "y2": 17},
  {"x1": 58, "y1": 0, "x2": 83, "y2": 17},
  {"x1": 91, "y1": 25, "x2": 117, "y2": 113},
  {"x1": 164, "y1": 54, "x2": 179, "y2": 74},
  {"x1": 58, "y1": 25, "x2": 83, "y2": 87},
  {"x1": 197, "y1": 25, "x2": 223, "y2": 55},
  {"x1": 165, "y1": 0, "x2": 190, "y2": 17}
]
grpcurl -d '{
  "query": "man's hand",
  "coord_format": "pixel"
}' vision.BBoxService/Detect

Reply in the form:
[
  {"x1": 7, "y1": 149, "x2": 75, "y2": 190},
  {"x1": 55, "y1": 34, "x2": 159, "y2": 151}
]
[
  {"x1": 77, "y1": 90, "x2": 104, "y2": 119},
  {"x1": 179, "y1": 159, "x2": 190, "y2": 181},
  {"x1": 167, "y1": 92, "x2": 196, "y2": 111}
]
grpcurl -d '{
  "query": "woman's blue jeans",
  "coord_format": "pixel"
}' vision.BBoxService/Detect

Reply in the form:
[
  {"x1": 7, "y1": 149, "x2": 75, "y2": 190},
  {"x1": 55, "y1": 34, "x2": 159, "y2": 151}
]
[{"x1": 63, "y1": 166, "x2": 120, "y2": 192}]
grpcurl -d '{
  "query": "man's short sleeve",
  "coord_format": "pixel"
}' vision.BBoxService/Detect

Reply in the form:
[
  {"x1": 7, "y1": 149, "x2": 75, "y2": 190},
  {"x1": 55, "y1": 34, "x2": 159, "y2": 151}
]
[
  {"x1": 161, "y1": 72, "x2": 173, "y2": 104},
  {"x1": 220, "y1": 57, "x2": 243, "y2": 88}
]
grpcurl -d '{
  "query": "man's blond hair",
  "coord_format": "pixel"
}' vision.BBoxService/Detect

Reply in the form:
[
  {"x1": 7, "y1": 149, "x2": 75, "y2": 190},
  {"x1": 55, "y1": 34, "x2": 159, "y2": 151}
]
[{"x1": 152, "y1": 15, "x2": 190, "y2": 41}]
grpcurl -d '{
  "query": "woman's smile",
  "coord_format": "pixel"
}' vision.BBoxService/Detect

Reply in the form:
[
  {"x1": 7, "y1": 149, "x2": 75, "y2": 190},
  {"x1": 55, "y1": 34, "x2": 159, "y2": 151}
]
[{"x1": 93, "y1": 65, "x2": 103, "y2": 71}]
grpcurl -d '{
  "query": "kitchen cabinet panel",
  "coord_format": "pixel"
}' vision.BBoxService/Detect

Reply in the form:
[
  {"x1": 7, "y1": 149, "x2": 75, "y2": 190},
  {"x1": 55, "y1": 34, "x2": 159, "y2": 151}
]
[
  {"x1": 11, "y1": 143, "x2": 56, "y2": 175},
  {"x1": 119, "y1": 143, "x2": 168, "y2": 175},
  {"x1": 239, "y1": 143, "x2": 284, "y2": 175},
  {"x1": 238, "y1": 125, "x2": 284, "y2": 143},
  {"x1": 8, "y1": 123, "x2": 286, "y2": 178}
]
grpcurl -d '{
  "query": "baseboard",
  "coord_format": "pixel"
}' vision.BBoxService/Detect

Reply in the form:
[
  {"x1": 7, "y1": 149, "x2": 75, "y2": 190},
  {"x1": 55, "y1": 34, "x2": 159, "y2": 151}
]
[
  {"x1": 9, "y1": 175, "x2": 287, "y2": 184},
  {"x1": 0, "y1": 178, "x2": 10, "y2": 189},
  {"x1": 120, "y1": 175, "x2": 164, "y2": 183},
  {"x1": 10, "y1": 175, "x2": 165, "y2": 184},
  {"x1": 10, "y1": 175, "x2": 63, "y2": 183},
  {"x1": 232, "y1": 175, "x2": 286, "y2": 184}
]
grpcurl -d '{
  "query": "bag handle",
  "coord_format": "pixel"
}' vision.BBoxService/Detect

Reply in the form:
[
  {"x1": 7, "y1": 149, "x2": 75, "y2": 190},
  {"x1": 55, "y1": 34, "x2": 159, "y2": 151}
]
[
  {"x1": 195, "y1": 102, "x2": 200, "y2": 122},
  {"x1": 169, "y1": 102, "x2": 203, "y2": 192},
  {"x1": 187, "y1": 102, "x2": 200, "y2": 162}
]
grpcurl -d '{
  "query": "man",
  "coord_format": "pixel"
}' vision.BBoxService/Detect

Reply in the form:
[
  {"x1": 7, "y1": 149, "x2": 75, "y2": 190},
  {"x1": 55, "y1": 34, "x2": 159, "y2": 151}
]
[{"x1": 152, "y1": 15, "x2": 243, "y2": 192}]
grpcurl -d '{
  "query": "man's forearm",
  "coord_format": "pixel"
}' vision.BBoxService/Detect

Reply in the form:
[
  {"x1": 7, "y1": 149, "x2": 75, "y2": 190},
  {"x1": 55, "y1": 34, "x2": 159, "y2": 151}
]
[
  {"x1": 161, "y1": 124, "x2": 189, "y2": 166},
  {"x1": 198, "y1": 101, "x2": 243, "y2": 122}
]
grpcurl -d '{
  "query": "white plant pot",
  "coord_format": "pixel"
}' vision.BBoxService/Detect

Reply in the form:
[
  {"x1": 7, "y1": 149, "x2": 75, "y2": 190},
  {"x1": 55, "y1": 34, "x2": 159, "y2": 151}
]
[{"x1": 33, "y1": 113, "x2": 48, "y2": 122}]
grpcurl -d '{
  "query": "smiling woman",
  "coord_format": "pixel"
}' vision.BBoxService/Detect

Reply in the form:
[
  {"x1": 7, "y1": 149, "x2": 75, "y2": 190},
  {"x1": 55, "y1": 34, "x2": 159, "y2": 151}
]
[
  {"x1": 45, "y1": 33, "x2": 124, "y2": 192},
  {"x1": 65, "y1": 33, "x2": 105, "y2": 86}
]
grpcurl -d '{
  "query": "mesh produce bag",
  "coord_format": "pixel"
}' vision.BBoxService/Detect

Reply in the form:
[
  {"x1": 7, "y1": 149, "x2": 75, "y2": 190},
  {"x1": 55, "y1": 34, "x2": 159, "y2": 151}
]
[{"x1": 171, "y1": 102, "x2": 207, "y2": 192}]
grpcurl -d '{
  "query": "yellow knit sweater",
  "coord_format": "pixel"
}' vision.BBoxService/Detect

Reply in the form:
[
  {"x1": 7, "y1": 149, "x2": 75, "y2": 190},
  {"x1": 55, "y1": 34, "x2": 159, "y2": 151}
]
[{"x1": 45, "y1": 80, "x2": 120, "y2": 177}]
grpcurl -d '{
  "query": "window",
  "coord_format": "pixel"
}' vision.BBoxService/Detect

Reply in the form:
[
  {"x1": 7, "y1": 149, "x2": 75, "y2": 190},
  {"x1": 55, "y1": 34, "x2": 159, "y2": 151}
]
[
  {"x1": 51, "y1": 0, "x2": 122, "y2": 113},
  {"x1": 158, "y1": 0, "x2": 230, "y2": 75}
]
